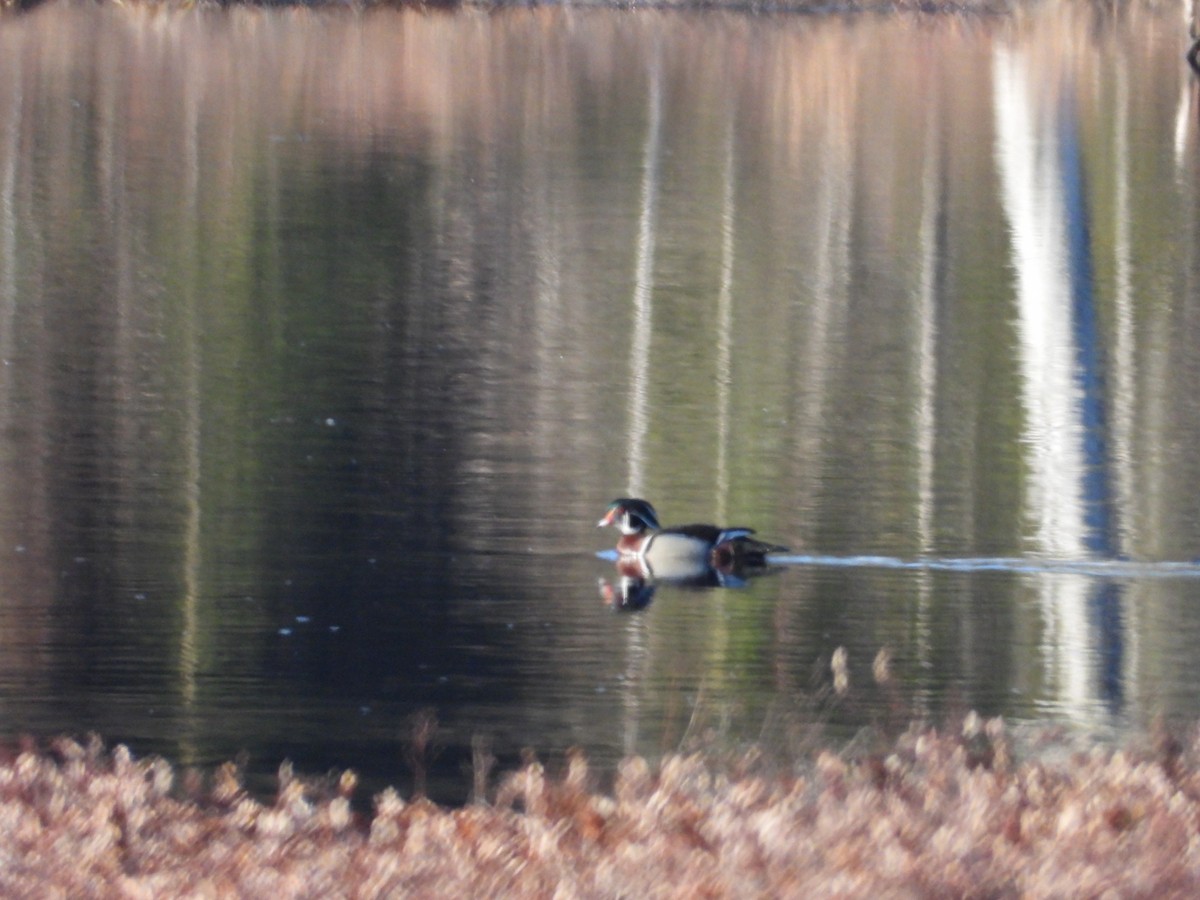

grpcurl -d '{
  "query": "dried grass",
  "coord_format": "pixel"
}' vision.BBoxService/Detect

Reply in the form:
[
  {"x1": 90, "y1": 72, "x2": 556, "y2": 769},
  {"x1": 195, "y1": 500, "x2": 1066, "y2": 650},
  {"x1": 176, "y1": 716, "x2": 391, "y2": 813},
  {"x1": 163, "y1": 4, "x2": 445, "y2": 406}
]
[{"x1": 1, "y1": 718, "x2": 1199, "y2": 897}]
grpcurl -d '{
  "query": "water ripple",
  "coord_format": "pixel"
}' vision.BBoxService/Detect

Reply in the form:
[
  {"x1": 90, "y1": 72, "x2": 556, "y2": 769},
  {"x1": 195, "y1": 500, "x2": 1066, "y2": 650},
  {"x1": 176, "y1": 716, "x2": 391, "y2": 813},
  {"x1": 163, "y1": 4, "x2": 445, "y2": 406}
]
[{"x1": 769, "y1": 554, "x2": 1200, "y2": 579}]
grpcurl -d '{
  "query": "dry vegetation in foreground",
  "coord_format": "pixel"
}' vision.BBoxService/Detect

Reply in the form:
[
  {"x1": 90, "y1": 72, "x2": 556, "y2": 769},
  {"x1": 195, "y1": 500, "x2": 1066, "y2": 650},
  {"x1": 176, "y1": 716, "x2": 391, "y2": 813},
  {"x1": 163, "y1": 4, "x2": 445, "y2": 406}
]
[
  {"x1": 0, "y1": 0, "x2": 1020, "y2": 14},
  {"x1": 1, "y1": 717, "x2": 1200, "y2": 897}
]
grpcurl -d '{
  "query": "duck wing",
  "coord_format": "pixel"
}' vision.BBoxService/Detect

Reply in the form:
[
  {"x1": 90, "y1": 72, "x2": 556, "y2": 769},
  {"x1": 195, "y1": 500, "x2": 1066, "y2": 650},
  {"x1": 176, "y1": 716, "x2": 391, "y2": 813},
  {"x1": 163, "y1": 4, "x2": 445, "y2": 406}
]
[{"x1": 663, "y1": 523, "x2": 727, "y2": 543}]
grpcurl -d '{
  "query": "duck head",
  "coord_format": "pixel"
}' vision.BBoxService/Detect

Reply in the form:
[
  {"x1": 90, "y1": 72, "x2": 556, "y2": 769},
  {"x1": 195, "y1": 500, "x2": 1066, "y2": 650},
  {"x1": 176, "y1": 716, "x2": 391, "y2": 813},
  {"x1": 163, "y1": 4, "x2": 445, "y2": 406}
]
[{"x1": 597, "y1": 498, "x2": 661, "y2": 535}]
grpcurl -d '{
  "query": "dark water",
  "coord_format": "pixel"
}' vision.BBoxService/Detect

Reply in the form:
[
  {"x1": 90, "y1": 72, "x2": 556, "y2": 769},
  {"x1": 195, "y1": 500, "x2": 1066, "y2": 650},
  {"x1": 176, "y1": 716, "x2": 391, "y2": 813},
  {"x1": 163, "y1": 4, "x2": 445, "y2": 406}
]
[{"x1": 2, "y1": 2, "x2": 1200, "y2": 802}]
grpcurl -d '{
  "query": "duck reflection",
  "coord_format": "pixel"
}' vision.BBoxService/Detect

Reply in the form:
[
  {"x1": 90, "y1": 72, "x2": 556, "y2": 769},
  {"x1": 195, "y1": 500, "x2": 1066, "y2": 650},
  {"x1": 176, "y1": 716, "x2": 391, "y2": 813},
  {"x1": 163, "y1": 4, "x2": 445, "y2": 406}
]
[
  {"x1": 599, "y1": 574, "x2": 658, "y2": 611},
  {"x1": 598, "y1": 555, "x2": 780, "y2": 612}
]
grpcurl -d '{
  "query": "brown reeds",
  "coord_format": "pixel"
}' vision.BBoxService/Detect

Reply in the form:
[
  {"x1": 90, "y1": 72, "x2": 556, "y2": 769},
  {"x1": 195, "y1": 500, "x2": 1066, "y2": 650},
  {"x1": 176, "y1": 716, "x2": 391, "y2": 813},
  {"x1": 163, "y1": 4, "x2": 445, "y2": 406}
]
[{"x1": 2, "y1": 718, "x2": 1200, "y2": 896}]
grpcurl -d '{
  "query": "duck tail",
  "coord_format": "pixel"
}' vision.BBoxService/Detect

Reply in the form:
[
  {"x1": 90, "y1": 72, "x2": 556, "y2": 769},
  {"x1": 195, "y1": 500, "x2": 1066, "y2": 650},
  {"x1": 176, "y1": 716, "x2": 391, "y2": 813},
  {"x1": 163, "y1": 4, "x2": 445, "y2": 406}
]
[{"x1": 711, "y1": 532, "x2": 789, "y2": 569}]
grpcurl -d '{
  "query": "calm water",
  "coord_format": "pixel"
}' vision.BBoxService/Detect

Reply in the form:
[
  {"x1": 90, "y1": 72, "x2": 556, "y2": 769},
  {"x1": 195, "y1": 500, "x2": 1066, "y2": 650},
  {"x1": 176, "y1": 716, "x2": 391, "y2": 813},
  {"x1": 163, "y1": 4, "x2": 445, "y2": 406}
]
[{"x1": 2, "y1": 1, "x2": 1200, "y2": 802}]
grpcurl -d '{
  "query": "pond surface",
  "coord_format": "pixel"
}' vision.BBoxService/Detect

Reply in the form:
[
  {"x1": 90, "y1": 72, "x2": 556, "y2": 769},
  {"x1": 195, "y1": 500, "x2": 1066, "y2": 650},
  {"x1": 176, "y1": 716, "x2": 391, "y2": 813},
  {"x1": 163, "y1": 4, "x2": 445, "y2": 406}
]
[{"x1": 2, "y1": 1, "x2": 1200, "y2": 802}]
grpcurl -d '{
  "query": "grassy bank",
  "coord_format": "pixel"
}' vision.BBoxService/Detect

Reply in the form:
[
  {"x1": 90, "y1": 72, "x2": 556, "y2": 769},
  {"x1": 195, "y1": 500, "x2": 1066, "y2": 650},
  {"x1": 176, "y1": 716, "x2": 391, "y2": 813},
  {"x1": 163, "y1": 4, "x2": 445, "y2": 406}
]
[
  {"x1": 0, "y1": 0, "x2": 1017, "y2": 14},
  {"x1": 2, "y1": 718, "x2": 1199, "y2": 896}
]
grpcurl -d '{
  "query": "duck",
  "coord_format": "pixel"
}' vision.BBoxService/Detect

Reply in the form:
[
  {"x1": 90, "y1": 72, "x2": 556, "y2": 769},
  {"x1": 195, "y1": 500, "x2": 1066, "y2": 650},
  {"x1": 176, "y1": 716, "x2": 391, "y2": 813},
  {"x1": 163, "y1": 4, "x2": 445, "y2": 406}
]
[{"x1": 598, "y1": 497, "x2": 787, "y2": 580}]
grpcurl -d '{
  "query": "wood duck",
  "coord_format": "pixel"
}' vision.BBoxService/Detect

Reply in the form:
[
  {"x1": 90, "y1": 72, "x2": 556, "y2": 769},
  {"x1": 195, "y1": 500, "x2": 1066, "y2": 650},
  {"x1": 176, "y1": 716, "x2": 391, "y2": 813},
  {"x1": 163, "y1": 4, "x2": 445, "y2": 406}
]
[{"x1": 598, "y1": 498, "x2": 787, "y2": 580}]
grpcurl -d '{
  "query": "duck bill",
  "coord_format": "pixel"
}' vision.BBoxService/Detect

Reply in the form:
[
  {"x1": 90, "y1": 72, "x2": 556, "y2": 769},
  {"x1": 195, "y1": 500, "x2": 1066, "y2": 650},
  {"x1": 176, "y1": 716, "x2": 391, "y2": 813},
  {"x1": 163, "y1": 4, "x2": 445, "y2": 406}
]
[{"x1": 597, "y1": 507, "x2": 619, "y2": 527}]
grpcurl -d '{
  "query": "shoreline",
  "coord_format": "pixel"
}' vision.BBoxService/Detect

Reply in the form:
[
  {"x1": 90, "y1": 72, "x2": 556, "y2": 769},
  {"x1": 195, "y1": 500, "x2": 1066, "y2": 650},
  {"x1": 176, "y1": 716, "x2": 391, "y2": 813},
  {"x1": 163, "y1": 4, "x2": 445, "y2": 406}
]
[
  {"x1": 0, "y1": 0, "x2": 1030, "y2": 15},
  {"x1": 4, "y1": 718, "x2": 1200, "y2": 895}
]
